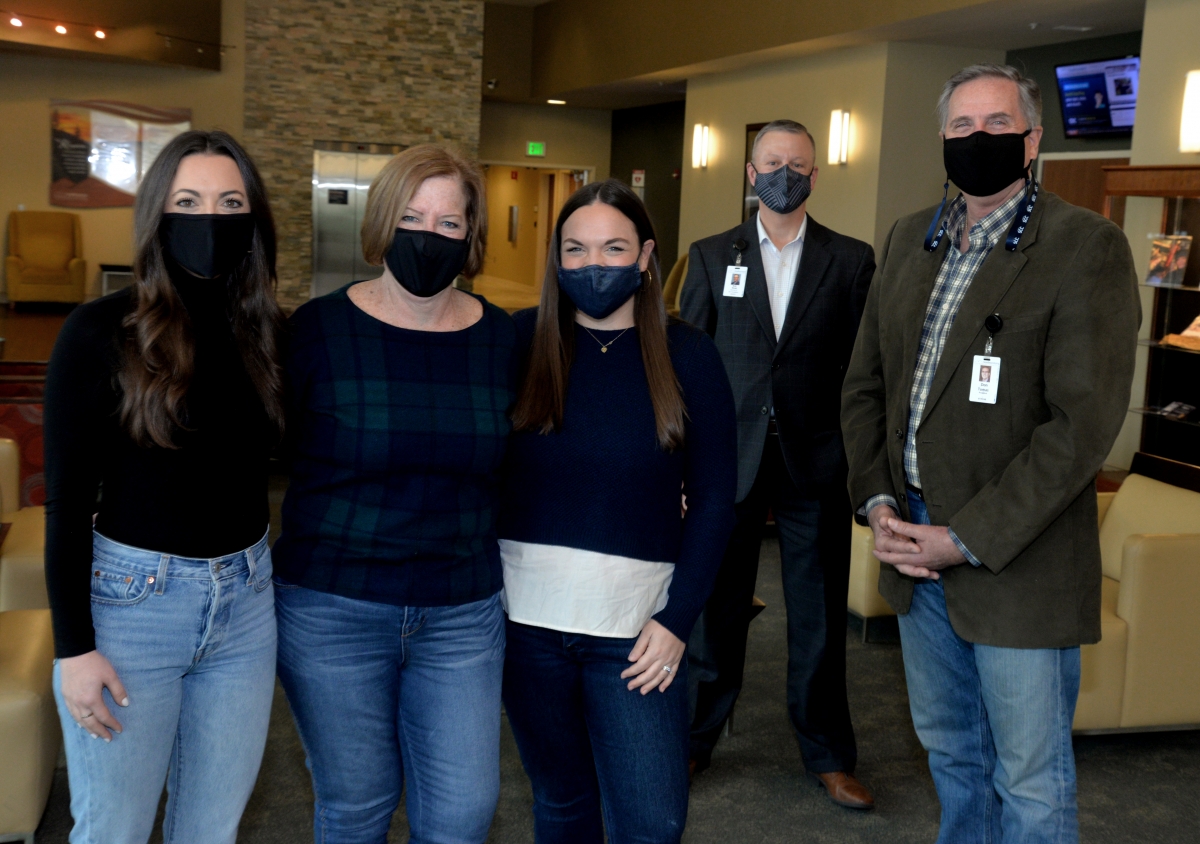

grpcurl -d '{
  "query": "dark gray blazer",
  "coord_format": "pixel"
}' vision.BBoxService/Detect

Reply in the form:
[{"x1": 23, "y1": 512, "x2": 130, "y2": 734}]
[
  {"x1": 841, "y1": 191, "x2": 1140, "y2": 648},
  {"x1": 680, "y1": 214, "x2": 875, "y2": 502}
]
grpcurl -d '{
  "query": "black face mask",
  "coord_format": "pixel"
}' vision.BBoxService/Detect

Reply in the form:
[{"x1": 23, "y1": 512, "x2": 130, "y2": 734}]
[
  {"x1": 384, "y1": 228, "x2": 469, "y2": 298},
  {"x1": 942, "y1": 129, "x2": 1032, "y2": 197},
  {"x1": 751, "y1": 164, "x2": 812, "y2": 214},
  {"x1": 159, "y1": 213, "x2": 255, "y2": 278}
]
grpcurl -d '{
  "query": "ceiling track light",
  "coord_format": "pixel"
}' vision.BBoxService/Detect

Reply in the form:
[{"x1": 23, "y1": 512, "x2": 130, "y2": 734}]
[{"x1": 3, "y1": 10, "x2": 112, "y2": 36}]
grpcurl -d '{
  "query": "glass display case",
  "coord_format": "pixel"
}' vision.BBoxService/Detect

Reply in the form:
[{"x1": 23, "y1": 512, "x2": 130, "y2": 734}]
[{"x1": 1103, "y1": 165, "x2": 1200, "y2": 468}]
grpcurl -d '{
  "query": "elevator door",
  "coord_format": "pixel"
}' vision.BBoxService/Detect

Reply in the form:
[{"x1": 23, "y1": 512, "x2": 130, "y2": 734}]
[{"x1": 311, "y1": 142, "x2": 402, "y2": 298}]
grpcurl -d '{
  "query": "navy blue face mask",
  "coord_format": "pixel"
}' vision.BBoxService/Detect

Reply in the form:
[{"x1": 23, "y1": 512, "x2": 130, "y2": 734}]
[
  {"x1": 557, "y1": 262, "x2": 644, "y2": 320},
  {"x1": 752, "y1": 164, "x2": 812, "y2": 214}
]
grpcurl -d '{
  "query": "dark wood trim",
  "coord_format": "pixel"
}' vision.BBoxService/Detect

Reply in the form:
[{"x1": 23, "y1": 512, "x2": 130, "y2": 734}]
[
  {"x1": 1130, "y1": 451, "x2": 1200, "y2": 493},
  {"x1": 1101, "y1": 165, "x2": 1200, "y2": 199}
]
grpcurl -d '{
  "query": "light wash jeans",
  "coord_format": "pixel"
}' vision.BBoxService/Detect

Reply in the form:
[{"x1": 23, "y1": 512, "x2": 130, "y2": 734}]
[
  {"x1": 275, "y1": 585, "x2": 505, "y2": 844},
  {"x1": 53, "y1": 530, "x2": 276, "y2": 844},
  {"x1": 899, "y1": 491, "x2": 1081, "y2": 844}
]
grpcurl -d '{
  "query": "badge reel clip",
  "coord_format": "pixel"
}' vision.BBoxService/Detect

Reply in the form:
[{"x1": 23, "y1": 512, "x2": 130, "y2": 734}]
[
  {"x1": 723, "y1": 238, "x2": 750, "y2": 298},
  {"x1": 971, "y1": 313, "x2": 1004, "y2": 404}
]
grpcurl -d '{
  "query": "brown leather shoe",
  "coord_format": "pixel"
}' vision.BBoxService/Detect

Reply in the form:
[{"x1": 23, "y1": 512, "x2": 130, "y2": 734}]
[{"x1": 815, "y1": 772, "x2": 875, "y2": 810}]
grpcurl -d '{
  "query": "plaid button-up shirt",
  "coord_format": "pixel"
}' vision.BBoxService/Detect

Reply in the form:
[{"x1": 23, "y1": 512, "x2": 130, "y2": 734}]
[{"x1": 863, "y1": 188, "x2": 1025, "y2": 566}]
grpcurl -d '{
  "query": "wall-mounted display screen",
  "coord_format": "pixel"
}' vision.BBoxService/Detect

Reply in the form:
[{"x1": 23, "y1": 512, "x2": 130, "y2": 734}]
[{"x1": 1055, "y1": 57, "x2": 1139, "y2": 138}]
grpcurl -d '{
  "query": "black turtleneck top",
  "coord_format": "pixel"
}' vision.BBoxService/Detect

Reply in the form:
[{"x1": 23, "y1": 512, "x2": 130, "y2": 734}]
[{"x1": 43, "y1": 274, "x2": 275, "y2": 657}]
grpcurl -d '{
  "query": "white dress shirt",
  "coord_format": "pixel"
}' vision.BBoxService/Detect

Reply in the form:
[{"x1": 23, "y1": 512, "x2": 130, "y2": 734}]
[{"x1": 756, "y1": 212, "x2": 808, "y2": 339}]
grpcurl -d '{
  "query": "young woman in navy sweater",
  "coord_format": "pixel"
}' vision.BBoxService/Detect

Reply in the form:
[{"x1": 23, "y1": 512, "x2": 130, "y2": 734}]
[{"x1": 499, "y1": 179, "x2": 737, "y2": 843}]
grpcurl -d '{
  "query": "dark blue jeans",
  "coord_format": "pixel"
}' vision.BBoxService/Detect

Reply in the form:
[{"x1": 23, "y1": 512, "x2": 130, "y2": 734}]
[
  {"x1": 502, "y1": 620, "x2": 690, "y2": 844},
  {"x1": 276, "y1": 586, "x2": 505, "y2": 844}
]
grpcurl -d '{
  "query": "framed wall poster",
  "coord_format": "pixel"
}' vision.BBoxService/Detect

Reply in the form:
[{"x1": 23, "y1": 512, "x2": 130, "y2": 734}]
[
  {"x1": 51, "y1": 100, "x2": 191, "y2": 208},
  {"x1": 742, "y1": 123, "x2": 768, "y2": 223}
]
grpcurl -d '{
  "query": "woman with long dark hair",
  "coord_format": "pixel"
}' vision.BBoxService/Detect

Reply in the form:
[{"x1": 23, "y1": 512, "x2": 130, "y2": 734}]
[
  {"x1": 499, "y1": 179, "x2": 738, "y2": 843},
  {"x1": 44, "y1": 129, "x2": 285, "y2": 843}
]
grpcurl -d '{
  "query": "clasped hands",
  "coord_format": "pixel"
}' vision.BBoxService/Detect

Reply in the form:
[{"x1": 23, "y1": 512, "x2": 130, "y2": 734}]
[{"x1": 867, "y1": 504, "x2": 965, "y2": 580}]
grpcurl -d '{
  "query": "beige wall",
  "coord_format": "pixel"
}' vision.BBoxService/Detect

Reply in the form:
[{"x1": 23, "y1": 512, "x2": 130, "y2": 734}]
[
  {"x1": 1107, "y1": 0, "x2": 1200, "y2": 469},
  {"x1": 875, "y1": 42, "x2": 1005, "y2": 250},
  {"x1": 1129, "y1": 0, "x2": 1200, "y2": 168},
  {"x1": 479, "y1": 101, "x2": 611, "y2": 179},
  {"x1": 0, "y1": 0, "x2": 246, "y2": 300},
  {"x1": 679, "y1": 44, "x2": 889, "y2": 255},
  {"x1": 679, "y1": 41, "x2": 1004, "y2": 258}
]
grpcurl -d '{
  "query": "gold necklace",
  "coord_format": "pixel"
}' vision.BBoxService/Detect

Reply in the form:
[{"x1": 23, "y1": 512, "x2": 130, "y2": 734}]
[{"x1": 582, "y1": 325, "x2": 632, "y2": 354}]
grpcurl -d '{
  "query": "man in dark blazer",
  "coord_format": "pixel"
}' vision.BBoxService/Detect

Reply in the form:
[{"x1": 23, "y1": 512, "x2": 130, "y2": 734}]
[
  {"x1": 841, "y1": 65, "x2": 1139, "y2": 842},
  {"x1": 681, "y1": 120, "x2": 876, "y2": 809}
]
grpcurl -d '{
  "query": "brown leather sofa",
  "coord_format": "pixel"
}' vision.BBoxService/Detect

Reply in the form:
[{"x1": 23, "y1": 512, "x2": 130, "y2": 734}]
[{"x1": 6, "y1": 211, "x2": 87, "y2": 304}]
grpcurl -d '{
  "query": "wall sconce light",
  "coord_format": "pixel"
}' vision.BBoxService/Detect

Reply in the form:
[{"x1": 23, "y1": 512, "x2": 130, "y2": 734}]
[
  {"x1": 829, "y1": 110, "x2": 850, "y2": 164},
  {"x1": 692, "y1": 123, "x2": 710, "y2": 169},
  {"x1": 1182, "y1": 71, "x2": 1200, "y2": 153}
]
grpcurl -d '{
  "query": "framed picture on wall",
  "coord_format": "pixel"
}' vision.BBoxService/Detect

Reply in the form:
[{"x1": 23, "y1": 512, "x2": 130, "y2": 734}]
[
  {"x1": 51, "y1": 100, "x2": 191, "y2": 208},
  {"x1": 742, "y1": 122, "x2": 768, "y2": 223}
]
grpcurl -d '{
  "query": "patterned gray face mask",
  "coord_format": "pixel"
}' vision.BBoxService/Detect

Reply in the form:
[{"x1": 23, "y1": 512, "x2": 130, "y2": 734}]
[{"x1": 752, "y1": 164, "x2": 812, "y2": 214}]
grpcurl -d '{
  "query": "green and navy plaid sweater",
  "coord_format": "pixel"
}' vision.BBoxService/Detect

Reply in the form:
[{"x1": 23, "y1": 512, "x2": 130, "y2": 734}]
[{"x1": 273, "y1": 285, "x2": 518, "y2": 607}]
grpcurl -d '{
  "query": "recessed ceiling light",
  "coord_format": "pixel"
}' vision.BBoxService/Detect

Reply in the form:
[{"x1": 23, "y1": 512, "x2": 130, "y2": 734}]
[
  {"x1": 547, "y1": 99, "x2": 566, "y2": 105},
  {"x1": 1053, "y1": 25, "x2": 1094, "y2": 32},
  {"x1": 9, "y1": 17, "x2": 22, "y2": 27},
  {"x1": 94, "y1": 29, "x2": 105, "y2": 38},
  {"x1": 55, "y1": 25, "x2": 67, "y2": 34}
]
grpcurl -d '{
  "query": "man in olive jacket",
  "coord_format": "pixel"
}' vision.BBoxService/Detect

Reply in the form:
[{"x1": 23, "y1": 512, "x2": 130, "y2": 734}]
[{"x1": 841, "y1": 64, "x2": 1139, "y2": 843}]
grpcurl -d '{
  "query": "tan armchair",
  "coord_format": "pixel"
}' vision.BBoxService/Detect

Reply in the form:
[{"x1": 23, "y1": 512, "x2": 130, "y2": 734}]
[
  {"x1": 849, "y1": 461, "x2": 1200, "y2": 733},
  {"x1": 847, "y1": 522, "x2": 893, "y2": 640},
  {"x1": 0, "y1": 609, "x2": 60, "y2": 844},
  {"x1": 6, "y1": 211, "x2": 87, "y2": 304},
  {"x1": 0, "y1": 438, "x2": 47, "y2": 612},
  {"x1": 1075, "y1": 471, "x2": 1200, "y2": 731},
  {"x1": 662, "y1": 253, "x2": 688, "y2": 318}
]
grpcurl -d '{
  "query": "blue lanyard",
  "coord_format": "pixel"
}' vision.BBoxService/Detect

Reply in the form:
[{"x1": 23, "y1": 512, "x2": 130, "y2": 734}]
[{"x1": 923, "y1": 178, "x2": 1038, "y2": 254}]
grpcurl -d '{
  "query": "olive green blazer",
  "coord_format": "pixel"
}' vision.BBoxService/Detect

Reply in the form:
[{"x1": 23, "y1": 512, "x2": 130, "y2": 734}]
[{"x1": 840, "y1": 191, "x2": 1140, "y2": 649}]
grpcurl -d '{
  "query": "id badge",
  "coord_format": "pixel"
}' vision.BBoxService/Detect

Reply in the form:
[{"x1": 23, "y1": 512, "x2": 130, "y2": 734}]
[
  {"x1": 969, "y1": 356, "x2": 1000, "y2": 404},
  {"x1": 723, "y1": 265, "x2": 747, "y2": 298}
]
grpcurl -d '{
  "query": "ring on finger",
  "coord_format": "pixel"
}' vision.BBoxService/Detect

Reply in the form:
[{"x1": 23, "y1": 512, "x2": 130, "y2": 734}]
[
  {"x1": 80, "y1": 712, "x2": 94, "y2": 719},
  {"x1": 661, "y1": 665, "x2": 672, "y2": 674}
]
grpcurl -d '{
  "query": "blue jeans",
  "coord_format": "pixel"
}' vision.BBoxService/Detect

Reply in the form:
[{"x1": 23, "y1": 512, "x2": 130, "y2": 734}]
[
  {"x1": 899, "y1": 491, "x2": 1081, "y2": 844},
  {"x1": 53, "y1": 530, "x2": 276, "y2": 844},
  {"x1": 502, "y1": 620, "x2": 690, "y2": 844},
  {"x1": 275, "y1": 585, "x2": 505, "y2": 844}
]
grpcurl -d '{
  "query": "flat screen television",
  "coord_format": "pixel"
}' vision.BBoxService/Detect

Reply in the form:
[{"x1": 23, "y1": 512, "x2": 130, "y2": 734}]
[{"x1": 1055, "y1": 56, "x2": 1139, "y2": 138}]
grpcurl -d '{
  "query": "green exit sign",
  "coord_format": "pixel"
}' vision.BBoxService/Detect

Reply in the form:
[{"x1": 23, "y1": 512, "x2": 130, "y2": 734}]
[{"x1": 526, "y1": 141, "x2": 546, "y2": 157}]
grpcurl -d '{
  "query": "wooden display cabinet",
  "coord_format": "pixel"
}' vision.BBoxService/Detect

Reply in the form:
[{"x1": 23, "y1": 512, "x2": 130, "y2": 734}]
[{"x1": 1102, "y1": 165, "x2": 1200, "y2": 469}]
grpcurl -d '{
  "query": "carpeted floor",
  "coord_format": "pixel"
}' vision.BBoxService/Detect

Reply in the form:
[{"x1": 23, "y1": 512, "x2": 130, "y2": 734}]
[{"x1": 34, "y1": 479, "x2": 1200, "y2": 842}]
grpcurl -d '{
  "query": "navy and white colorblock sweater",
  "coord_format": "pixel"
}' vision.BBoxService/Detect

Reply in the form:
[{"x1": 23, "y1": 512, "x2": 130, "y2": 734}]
[{"x1": 497, "y1": 308, "x2": 737, "y2": 641}]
